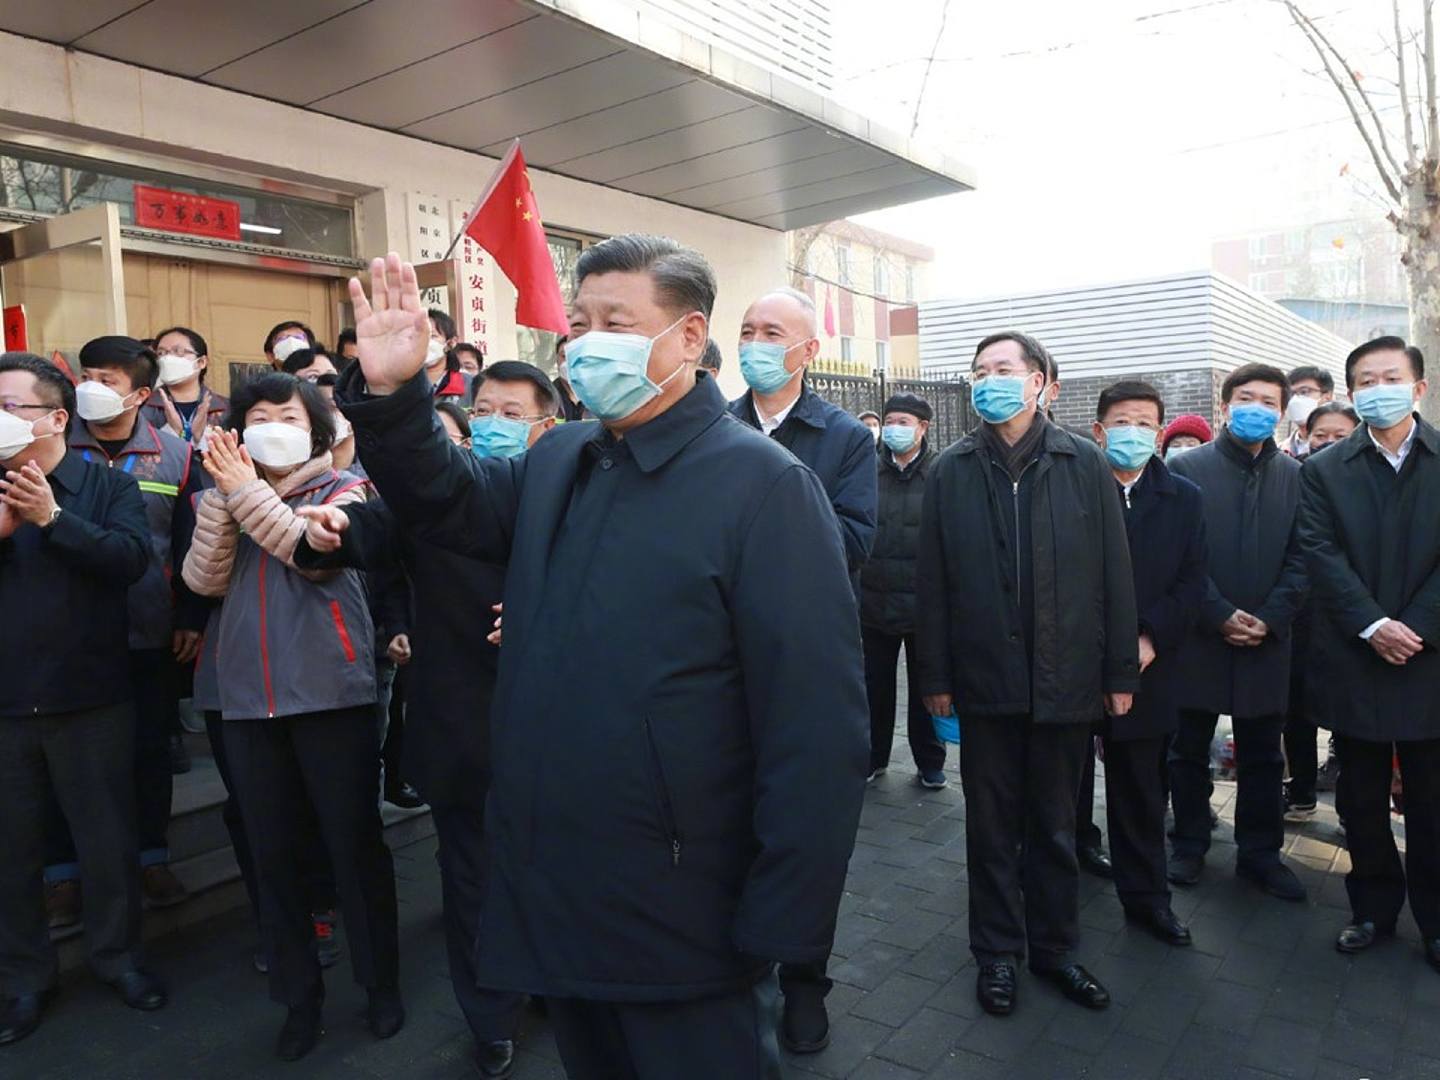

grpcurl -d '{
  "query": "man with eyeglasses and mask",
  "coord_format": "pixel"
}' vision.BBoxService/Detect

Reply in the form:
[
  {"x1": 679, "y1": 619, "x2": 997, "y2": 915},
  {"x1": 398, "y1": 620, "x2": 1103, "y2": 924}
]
[
  {"x1": 915, "y1": 331, "x2": 1139, "y2": 1018},
  {"x1": 294, "y1": 239, "x2": 867, "y2": 1078},
  {"x1": 0, "y1": 352, "x2": 165, "y2": 1046},
  {"x1": 727, "y1": 286, "x2": 876, "y2": 1053}
]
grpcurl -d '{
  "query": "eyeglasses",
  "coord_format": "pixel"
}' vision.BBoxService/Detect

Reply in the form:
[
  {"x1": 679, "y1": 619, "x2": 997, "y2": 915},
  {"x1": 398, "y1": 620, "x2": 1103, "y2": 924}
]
[
  {"x1": 158, "y1": 348, "x2": 198, "y2": 359},
  {"x1": 471, "y1": 408, "x2": 547, "y2": 423},
  {"x1": 0, "y1": 401, "x2": 52, "y2": 414}
]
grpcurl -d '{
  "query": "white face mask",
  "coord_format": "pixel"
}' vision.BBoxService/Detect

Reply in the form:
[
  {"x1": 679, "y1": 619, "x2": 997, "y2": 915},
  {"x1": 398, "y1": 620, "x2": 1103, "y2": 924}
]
[
  {"x1": 76, "y1": 380, "x2": 139, "y2": 423},
  {"x1": 158, "y1": 354, "x2": 198, "y2": 385},
  {"x1": 425, "y1": 339, "x2": 447, "y2": 368},
  {"x1": 1286, "y1": 395, "x2": 1319, "y2": 424},
  {"x1": 242, "y1": 421, "x2": 313, "y2": 470},
  {"x1": 272, "y1": 336, "x2": 307, "y2": 363},
  {"x1": 0, "y1": 409, "x2": 51, "y2": 461}
]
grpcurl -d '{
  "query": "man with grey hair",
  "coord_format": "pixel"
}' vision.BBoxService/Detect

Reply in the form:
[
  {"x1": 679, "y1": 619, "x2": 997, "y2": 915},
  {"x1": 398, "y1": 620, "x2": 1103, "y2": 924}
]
[
  {"x1": 729, "y1": 287, "x2": 878, "y2": 1052},
  {"x1": 298, "y1": 238, "x2": 869, "y2": 1078}
]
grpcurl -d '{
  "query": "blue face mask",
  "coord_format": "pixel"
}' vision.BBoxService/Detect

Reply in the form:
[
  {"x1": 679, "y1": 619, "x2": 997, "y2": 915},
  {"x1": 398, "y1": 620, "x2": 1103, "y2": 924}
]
[
  {"x1": 1164, "y1": 445, "x2": 1195, "y2": 463},
  {"x1": 1352, "y1": 383, "x2": 1415, "y2": 430},
  {"x1": 1226, "y1": 402, "x2": 1280, "y2": 444},
  {"x1": 1103, "y1": 425, "x2": 1157, "y2": 471},
  {"x1": 469, "y1": 415, "x2": 533, "y2": 459},
  {"x1": 971, "y1": 375, "x2": 1033, "y2": 424},
  {"x1": 882, "y1": 424, "x2": 918, "y2": 453},
  {"x1": 564, "y1": 314, "x2": 693, "y2": 422},
  {"x1": 932, "y1": 708, "x2": 960, "y2": 745},
  {"x1": 738, "y1": 339, "x2": 807, "y2": 394}
]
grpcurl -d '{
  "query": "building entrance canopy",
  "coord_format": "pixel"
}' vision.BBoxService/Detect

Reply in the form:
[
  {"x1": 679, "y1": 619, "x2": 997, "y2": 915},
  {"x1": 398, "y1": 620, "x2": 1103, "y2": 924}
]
[{"x1": 0, "y1": 0, "x2": 974, "y2": 231}]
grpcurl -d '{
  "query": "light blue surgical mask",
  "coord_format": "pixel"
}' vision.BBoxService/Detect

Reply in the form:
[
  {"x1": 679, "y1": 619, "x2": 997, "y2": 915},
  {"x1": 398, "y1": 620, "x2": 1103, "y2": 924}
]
[
  {"x1": 1103, "y1": 426, "x2": 1157, "y2": 471},
  {"x1": 469, "y1": 415, "x2": 533, "y2": 459},
  {"x1": 564, "y1": 314, "x2": 694, "y2": 422},
  {"x1": 738, "y1": 339, "x2": 807, "y2": 394},
  {"x1": 971, "y1": 375, "x2": 1033, "y2": 425},
  {"x1": 882, "y1": 424, "x2": 918, "y2": 453},
  {"x1": 1226, "y1": 402, "x2": 1280, "y2": 444},
  {"x1": 1352, "y1": 383, "x2": 1415, "y2": 430},
  {"x1": 1164, "y1": 445, "x2": 1195, "y2": 463}
]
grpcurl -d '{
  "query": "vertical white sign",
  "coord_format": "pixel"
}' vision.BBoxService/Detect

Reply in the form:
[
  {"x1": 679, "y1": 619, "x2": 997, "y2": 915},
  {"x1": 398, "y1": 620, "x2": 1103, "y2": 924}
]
[
  {"x1": 405, "y1": 192, "x2": 452, "y2": 316},
  {"x1": 450, "y1": 200, "x2": 501, "y2": 361}
]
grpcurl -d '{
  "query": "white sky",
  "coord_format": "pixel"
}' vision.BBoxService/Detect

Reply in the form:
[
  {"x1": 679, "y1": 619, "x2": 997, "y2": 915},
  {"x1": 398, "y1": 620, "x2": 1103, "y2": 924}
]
[{"x1": 830, "y1": 0, "x2": 1410, "y2": 297}]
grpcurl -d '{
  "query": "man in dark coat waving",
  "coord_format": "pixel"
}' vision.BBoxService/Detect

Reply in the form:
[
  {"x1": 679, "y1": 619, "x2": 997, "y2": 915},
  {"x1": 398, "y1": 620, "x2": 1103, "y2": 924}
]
[
  {"x1": 299, "y1": 241, "x2": 869, "y2": 1078},
  {"x1": 1298, "y1": 336, "x2": 1440, "y2": 972}
]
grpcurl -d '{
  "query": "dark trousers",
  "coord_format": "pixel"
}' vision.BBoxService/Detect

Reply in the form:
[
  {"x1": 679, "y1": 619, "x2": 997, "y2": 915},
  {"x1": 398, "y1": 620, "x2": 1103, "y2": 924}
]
[
  {"x1": 223, "y1": 707, "x2": 399, "y2": 1006},
  {"x1": 1102, "y1": 736, "x2": 1171, "y2": 911},
  {"x1": 1169, "y1": 710, "x2": 1285, "y2": 865},
  {"x1": 430, "y1": 802, "x2": 523, "y2": 1042},
  {"x1": 861, "y1": 626, "x2": 944, "y2": 773},
  {"x1": 1076, "y1": 737, "x2": 1102, "y2": 849},
  {"x1": 959, "y1": 716, "x2": 1090, "y2": 968},
  {"x1": 547, "y1": 971, "x2": 783, "y2": 1080},
  {"x1": 0, "y1": 703, "x2": 143, "y2": 993},
  {"x1": 1284, "y1": 715, "x2": 1319, "y2": 806},
  {"x1": 1335, "y1": 735, "x2": 1440, "y2": 940},
  {"x1": 383, "y1": 666, "x2": 407, "y2": 793},
  {"x1": 46, "y1": 649, "x2": 177, "y2": 877}
]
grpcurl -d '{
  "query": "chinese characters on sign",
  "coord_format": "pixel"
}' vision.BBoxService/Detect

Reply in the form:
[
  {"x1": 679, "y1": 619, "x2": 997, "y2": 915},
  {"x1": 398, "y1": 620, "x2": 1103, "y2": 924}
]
[
  {"x1": 406, "y1": 193, "x2": 452, "y2": 315},
  {"x1": 450, "y1": 199, "x2": 499, "y2": 362},
  {"x1": 133, "y1": 184, "x2": 243, "y2": 241},
  {"x1": 3, "y1": 305, "x2": 26, "y2": 352}
]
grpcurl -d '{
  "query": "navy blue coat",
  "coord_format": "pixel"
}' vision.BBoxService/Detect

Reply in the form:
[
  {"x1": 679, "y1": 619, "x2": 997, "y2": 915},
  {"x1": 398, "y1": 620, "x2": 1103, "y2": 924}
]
[
  {"x1": 1107, "y1": 457, "x2": 1208, "y2": 740},
  {"x1": 729, "y1": 384, "x2": 877, "y2": 591},
  {"x1": 334, "y1": 370, "x2": 868, "y2": 1003}
]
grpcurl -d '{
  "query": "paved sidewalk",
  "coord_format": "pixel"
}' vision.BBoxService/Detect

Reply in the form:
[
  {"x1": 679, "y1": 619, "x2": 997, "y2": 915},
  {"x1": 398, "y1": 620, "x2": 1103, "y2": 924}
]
[{"x1": 7, "y1": 744, "x2": 1435, "y2": 1079}]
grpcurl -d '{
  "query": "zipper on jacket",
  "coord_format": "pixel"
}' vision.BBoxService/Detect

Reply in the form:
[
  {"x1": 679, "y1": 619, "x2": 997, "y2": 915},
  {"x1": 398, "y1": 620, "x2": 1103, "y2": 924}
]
[
  {"x1": 642, "y1": 718, "x2": 683, "y2": 866},
  {"x1": 1010, "y1": 458, "x2": 1037, "y2": 598}
]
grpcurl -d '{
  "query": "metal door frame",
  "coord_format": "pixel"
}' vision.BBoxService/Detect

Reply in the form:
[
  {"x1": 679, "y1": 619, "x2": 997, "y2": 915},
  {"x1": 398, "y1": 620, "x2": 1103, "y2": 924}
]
[{"x1": 0, "y1": 202, "x2": 127, "y2": 335}]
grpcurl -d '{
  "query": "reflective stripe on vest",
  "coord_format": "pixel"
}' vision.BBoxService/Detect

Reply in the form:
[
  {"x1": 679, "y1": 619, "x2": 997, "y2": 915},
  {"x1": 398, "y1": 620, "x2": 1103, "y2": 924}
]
[{"x1": 136, "y1": 480, "x2": 179, "y2": 496}]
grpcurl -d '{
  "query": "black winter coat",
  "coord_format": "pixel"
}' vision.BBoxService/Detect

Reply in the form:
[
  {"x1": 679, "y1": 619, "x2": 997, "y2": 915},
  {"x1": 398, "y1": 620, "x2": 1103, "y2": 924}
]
[
  {"x1": 915, "y1": 420, "x2": 1140, "y2": 723},
  {"x1": 305, "y1": 498, "x2": 503, "y2": 806},
  {"x1": 333, "y1": 371, "x2": 868, "y2": 1003},
  {"x1": 1169, "y1": 432, "x2": 1308, "y2": 718},
  {"x1": 1297, "y1": 418, "x2": 1440, "y2": 741},
  {"x1": 860, "y1": 441, "x2": 936, "y2": 635},
  {"x1": 1107, "y1": 457, "x2": 1209, "y2": 741},
  {"x1": 729, "y1": 384, "x2": 877, "y2": 591}
]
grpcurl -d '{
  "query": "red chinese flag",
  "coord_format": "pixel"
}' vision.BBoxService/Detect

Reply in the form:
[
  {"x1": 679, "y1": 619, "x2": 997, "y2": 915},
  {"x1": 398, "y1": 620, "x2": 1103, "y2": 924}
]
[{"x1": 460, "y1": 142, "x2": 569, "y2": 336}]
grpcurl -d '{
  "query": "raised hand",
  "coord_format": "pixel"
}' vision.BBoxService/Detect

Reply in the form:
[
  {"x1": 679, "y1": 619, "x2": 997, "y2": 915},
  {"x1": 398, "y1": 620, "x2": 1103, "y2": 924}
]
[
  {"x1": 201, "y1": 430, "x2": 258, "y2": 495},
  {"x1": 1, "y1": 462, "x2": 59, "y2": 526},
  {"x1": 349, "y1": 252, "x2": 430, "y2": 395},
  {"x1": 296, "y1": 504, "x2": 350, "y2": 553}
]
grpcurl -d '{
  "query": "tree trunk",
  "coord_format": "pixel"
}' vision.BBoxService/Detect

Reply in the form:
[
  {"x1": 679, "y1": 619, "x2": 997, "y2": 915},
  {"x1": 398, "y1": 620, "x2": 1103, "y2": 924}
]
[{"x1": 1404, "y1": 179, "x2": 1440, "y2": 422}]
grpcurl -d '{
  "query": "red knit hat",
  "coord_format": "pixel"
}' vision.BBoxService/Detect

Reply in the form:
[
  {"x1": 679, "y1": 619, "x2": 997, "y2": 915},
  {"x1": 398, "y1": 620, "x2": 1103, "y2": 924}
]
[{"x1": 1161, "y1": 413, "x2": 1213, "y2": 452}]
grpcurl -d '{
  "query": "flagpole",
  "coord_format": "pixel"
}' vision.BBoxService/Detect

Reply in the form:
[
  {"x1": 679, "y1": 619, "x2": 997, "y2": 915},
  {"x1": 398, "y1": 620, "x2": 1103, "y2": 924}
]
[{"x1": 441, "y1": 139, "x2": 521, "y2": 261}]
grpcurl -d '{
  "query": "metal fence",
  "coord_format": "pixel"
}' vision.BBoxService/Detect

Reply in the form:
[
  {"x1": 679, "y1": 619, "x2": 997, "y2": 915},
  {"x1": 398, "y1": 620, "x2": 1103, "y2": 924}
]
[{"x1": 808, "y1": 371, "x2": 974, "y2": 451}]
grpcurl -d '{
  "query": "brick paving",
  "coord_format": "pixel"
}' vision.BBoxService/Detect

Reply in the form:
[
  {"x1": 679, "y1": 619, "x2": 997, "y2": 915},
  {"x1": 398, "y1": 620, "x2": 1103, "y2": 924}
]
[{"x1": 7, "y1": 728, "x2": 1436, "y2": 1079}]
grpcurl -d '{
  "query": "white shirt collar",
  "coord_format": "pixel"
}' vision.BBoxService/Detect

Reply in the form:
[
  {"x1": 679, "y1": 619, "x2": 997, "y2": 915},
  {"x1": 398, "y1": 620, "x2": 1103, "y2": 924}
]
[
  {"x1": 1369, "y1": 416, "x2": 1418, "y2": 472},
  {"x1": 758, "y1": 396, "x2": 799, "y2": 436}
]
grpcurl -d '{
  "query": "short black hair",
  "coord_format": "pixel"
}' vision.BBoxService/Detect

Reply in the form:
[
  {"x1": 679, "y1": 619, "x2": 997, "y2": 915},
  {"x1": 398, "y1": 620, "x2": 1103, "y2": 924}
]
[
  {"x1": 225, "y1": 372, "x2": 335, "y2": 458},
  {"x1": 78, "y1": 336, "x2": 160, "y2": 391},
  {"x1": 575, "y1": 234, "x2": 716, "y2": 321},
  {"x1": 335, "y1": 328, "x2": 357, "y2": 353},
  {"x1": 428, "y1": 308, "x2": 457, "y2": 342},
  {"x1": 0, "y1": 351, "x2": 76, "y2": 431},
  {"x1": 1096, "y1": 379, "x2": 1166, "y2": 425},
  {"x1": 700, "y1": 339, "x2": 723, "y2": 373},
  {"x1": 263, "y1": 321, "x2": 316, "y2": 356},
  {"x1": 1343, "y1": 335, "x2": 1423, "y2": 389},
  {"x1": 1304, "y1": 400, "x2": 1360, "y2": 432},
  {"x1": 478, "y1": 360, "x2": 560, "y2": 417},
  {"x1": 453, "y1": 343, "x2": 483, "y2": 367},
  {"x1": 279, "y1": 348, "x2": 323, "y2": 376},
  {"x1": 153, "y1": 325, "x2": 210, "y2": 382},
  {"x1": 1287, "y1": 365, "x2": 1333, "y2": 393},
  {"x1": 1221, "y1": 362, "x2": 1291, "y2": 407},
  {"x1": 435, "y1": 400, "x2": 471, "y2": 439},
  {"x1": 973, "y1": 331, "x2": 1052, "y2": 376}
]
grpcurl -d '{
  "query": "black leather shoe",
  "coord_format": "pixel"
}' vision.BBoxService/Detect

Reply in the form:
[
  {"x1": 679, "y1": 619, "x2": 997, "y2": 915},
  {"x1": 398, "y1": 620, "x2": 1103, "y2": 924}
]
[
  {"x1": 109, "y1": 970, "x2": 166, "y2": 1011},
  {"x1": 1237, "y1": 860, "x2": 1306, "y2": 902},
  {"x1": 475, "y1": 1039, "x2": 516, "y2": 1078},
  {"x1": 0, "y1": 991, "x2": 50, "y2": 1046},
  {"x1": 1033, "y1": 963, "x2": 1110, "y2": 1010},
  {"x1": 780, "y1": 988, "x2": 830, "y2": 1053},
  {"x1": 1167, "y1": 853, "x2": 1204, "y2": 886},
  {"x1": 976, "y1": 962, "x2": 1017, "y2": 1016},
  {"x1": 1423, "y1": 938, "x2": 1440, "y2": 974},
  {"x1": 367, "y1": 986, "x2": 406, "y2": 1039},
  {"x1": 1125, "y1": 905, "x2": 1193, "y2": 946},
  {"x1": 276, "y1": 1001, "x2": 324, "y2": 1061},
  {"x1": 1335, "y1": 921, "x2": 1394, "y2": 954},
  {"x1": 384, "y1": 782, "x2": 425, "y2": 809},
  {"x1": 1078, "y1": 844, "x2": 1113, "y2": 879}
]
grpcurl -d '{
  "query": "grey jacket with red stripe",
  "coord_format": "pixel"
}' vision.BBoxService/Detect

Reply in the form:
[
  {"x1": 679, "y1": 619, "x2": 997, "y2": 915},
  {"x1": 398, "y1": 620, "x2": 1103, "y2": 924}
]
[{"x1": 182, "y1": 453, "x2": 376, "y2": 721}]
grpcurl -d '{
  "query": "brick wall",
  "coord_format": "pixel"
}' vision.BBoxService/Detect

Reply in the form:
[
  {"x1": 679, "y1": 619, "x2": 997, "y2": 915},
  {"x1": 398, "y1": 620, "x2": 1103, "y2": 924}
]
[{"x1": 1049, "y1": 368, "x2": 1221, "y2": 430}]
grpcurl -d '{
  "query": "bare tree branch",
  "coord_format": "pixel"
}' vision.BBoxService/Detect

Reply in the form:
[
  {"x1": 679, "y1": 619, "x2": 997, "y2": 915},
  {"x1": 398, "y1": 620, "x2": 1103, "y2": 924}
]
[
  {"x1": 1397, "y1": 0, "x2": 1419, "y2": 168},
  {"x1": 1285, "y1": 2, "x2": 1404, "y2": 203},
  {"x1": 1426, "y1": 0, "x2": 1438, "y2": 160},
  {"x1": 1289, "y1": 2, "x2": 1406, "y2": 181}
]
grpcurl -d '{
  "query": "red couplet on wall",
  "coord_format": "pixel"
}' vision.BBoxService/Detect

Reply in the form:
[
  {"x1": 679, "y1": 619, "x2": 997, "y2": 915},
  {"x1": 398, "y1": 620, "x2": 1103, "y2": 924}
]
[
  {"x1": 133, "y1": 184, "x2": 243, "y2": 241},
  {"x1": 3, "y1": 305, "x2": 26, "y2": 351}
]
